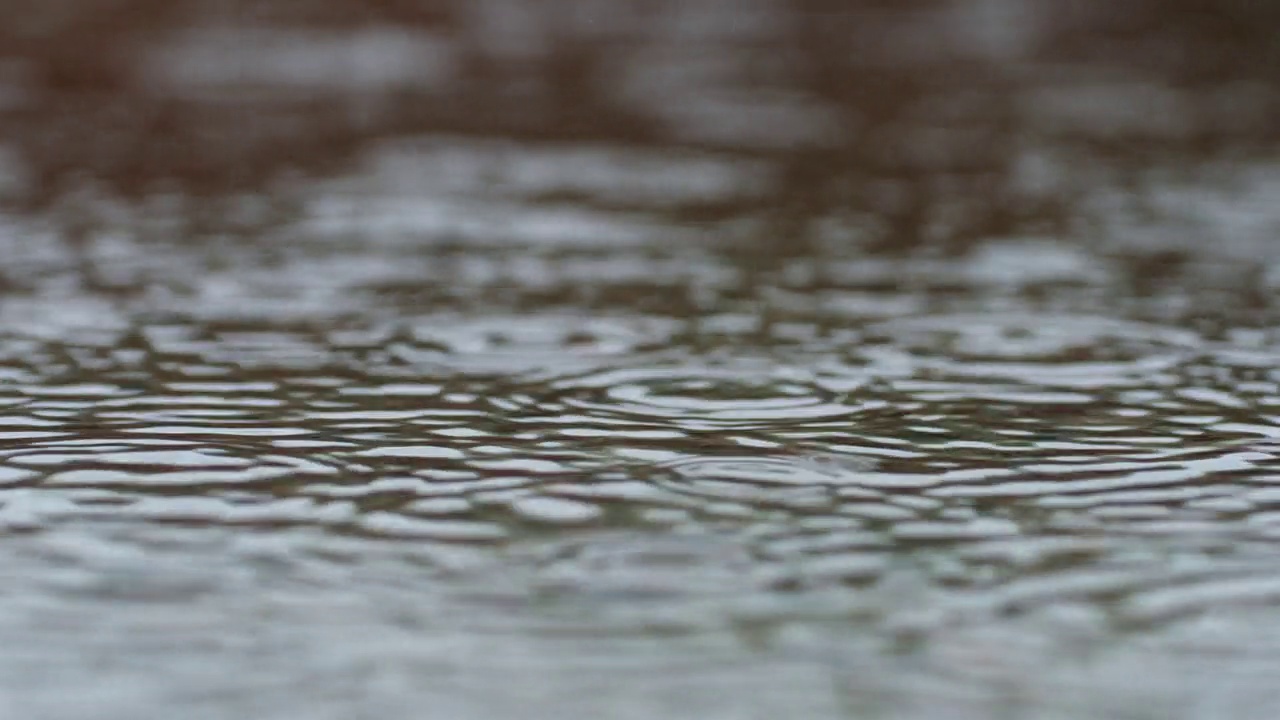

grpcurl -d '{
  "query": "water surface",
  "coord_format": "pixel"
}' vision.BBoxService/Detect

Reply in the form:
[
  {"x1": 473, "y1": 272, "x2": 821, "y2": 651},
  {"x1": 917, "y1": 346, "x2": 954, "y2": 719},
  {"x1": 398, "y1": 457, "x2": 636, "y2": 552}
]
[{"x1": 3, "y1": 1, "x2": 1280, "y2": 718}]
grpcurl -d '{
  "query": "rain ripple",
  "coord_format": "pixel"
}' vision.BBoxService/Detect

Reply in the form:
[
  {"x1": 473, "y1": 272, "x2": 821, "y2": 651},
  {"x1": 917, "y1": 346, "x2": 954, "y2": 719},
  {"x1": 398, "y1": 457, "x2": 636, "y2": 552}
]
[
  {"x1": 544, "y1": 360, "x2": 856, "y2": 430},
  {"x1": 861, "y1": 312, "x2": 1201, "y2": 388}
]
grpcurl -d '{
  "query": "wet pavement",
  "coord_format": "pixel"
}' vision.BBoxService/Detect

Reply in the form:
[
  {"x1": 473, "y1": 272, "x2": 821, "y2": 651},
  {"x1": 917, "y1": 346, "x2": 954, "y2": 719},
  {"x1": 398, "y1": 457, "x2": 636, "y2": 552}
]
[{"x1": 3, "y1": 1, "x2": 1280, "y2": 718}]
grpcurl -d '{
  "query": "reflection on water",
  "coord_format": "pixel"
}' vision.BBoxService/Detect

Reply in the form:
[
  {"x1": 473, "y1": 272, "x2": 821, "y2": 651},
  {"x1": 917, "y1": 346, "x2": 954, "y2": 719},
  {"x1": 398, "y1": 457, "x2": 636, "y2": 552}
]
[{"x1": 4, "y1": 0, "x2": 1280, "y2": 718}]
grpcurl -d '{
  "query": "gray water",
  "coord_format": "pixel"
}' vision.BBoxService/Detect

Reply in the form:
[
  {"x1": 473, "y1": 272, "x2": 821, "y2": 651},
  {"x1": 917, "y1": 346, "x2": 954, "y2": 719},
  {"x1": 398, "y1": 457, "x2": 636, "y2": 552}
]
[{"x1": 3, "y1": 1, "x2": 1280, "y2": 718}]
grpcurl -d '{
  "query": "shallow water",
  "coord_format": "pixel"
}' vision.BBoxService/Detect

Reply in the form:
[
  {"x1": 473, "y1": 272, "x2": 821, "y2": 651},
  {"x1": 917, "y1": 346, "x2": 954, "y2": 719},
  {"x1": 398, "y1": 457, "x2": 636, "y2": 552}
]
[{"x1": 4, "y1": 1, "x2": 1280, "y2": 718}]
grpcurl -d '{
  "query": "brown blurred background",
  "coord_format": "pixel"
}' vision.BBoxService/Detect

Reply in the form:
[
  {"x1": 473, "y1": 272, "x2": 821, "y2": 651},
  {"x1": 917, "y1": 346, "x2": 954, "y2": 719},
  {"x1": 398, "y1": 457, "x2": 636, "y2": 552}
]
[{"x1": 1, "y1": 0, "x2": 1278, "y2": 255}]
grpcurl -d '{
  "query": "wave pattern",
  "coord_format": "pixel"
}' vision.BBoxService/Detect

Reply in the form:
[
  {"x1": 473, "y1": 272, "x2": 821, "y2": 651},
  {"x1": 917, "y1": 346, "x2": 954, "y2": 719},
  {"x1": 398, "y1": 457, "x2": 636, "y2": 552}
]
[
  {"x1": 6, "y1": 127, "x2": 1280, "y2": 716},
  {"x1": 5, "y1": 241, "x2": 1280, "y2": 718}
]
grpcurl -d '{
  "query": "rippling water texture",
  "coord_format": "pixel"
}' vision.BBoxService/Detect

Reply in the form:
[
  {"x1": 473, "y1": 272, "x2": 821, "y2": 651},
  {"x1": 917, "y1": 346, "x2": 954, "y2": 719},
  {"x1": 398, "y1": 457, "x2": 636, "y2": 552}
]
[{"x1": 4, "y1": 1, "x2": 1280, "y2": 718}]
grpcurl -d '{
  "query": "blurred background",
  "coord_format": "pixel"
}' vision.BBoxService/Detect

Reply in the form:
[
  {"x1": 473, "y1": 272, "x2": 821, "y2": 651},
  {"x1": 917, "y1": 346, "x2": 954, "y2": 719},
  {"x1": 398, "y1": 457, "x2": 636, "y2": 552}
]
[{"x1": 3, "y1": 0, "x2": 1279, "y2": 251}]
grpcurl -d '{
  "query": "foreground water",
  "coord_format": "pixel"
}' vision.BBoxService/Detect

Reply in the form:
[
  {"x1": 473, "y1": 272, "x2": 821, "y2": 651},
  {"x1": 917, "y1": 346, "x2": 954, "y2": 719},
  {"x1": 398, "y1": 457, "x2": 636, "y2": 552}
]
[{"x1": 3, "y1": 2, "x2": 1280, "y2": 718}]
